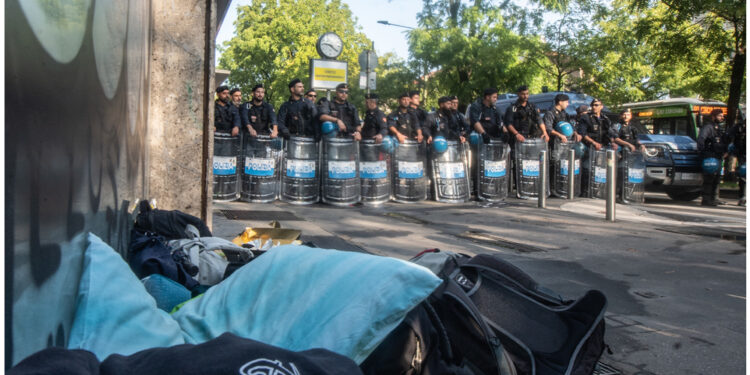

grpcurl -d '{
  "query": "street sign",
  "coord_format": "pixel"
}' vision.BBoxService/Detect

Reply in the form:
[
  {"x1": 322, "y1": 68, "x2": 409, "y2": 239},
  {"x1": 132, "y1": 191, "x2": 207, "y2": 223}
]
[
  {"x1": 359, "y1": 71, "x2": 376, "y2": 90},
  {"x1": 358, "y1": 50, "x2": 378, "y2": 71},
  {"x1": 310, "y1": 59, "x2": 348, "y2": 90}
]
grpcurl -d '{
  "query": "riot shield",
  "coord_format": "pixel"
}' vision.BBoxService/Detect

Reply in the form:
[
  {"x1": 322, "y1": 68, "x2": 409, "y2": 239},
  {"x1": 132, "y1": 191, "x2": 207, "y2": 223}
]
[
  {"x1": 431, "y1": 140, "x2": 470, "y2": 203},
  {"x1": 514, "y1": 138, "x2": 549, "y2": 199},
  {"x1": 240, "y1": 135, "x2": 283, "y2": 203},
  {"x1": 586, "y1": 146, "x2": 609, "y2": 200},
  {"x1": 392, "y1": 139, "x2": 428, "y2": 203},
  {"x1": 550, "y1": 140, "x2": 582, "y2": 198},
  {"x1": 360, "y1": 139, "x2": 391, "y2": 205},
  {"x1": 322, "y1": 137, "x2": 360, "y2": 206},
  {"x1": 280, "y1": 136, "x2": 320, "y2": 205},
  {"x1": 477, "y1": 139, "x2": 511, "y2": 202},
  {"x1": 212, "y1": 132, "x2": 240, "y2": 201},
  {"x1": 620, "y1": 149, "x2": 646, "y2": 204}
]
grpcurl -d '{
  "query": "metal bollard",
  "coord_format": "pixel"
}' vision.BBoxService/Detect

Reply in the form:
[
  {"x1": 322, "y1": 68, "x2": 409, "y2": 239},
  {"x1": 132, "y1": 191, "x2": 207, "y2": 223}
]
[
  {"x1": 568, "y1": 148, "x2": 575, "y2": 200},
  {"x1": 538, "y1": 150, "x2": 547, "y2": 208},
  {"x1": 606, "y1": 149, "x2": 616, "y2": 221}
]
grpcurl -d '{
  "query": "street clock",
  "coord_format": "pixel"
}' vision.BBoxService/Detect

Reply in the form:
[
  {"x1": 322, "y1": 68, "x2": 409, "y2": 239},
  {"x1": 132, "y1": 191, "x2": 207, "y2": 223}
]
[{"x1": 316, "y1": 32, "x2": 343, "y2": 59}]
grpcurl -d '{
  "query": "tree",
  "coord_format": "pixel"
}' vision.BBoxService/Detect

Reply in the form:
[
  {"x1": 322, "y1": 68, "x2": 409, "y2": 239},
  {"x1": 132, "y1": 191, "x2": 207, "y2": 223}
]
[
  {"x1": 408, "y1": 0, "x2": 547, "y2": 108},
  {"x1": 629, "y1": 0, "x2": 745, "y2": 125},
  {"x1": 218, "y1": 0, "x2": 372, "y2": 109},
  {"x1": 373, "y1": 53, "x2": 420, "y2": 111}
]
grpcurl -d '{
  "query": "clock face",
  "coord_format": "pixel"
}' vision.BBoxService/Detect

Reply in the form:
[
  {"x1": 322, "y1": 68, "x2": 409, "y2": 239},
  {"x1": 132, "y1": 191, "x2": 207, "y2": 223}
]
[{"x1": 318, "y1": 32, "x2": 342, "y2": 59}]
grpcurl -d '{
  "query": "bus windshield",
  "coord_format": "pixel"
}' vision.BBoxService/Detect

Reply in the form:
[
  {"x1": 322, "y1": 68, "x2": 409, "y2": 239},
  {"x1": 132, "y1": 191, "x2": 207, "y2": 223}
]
[{"x1": 636, "y1": 116, "x2": 694, "y2": 138}]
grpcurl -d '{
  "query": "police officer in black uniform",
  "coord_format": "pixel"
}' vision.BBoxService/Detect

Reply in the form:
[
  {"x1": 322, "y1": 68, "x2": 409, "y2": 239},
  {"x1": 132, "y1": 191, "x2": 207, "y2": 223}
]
[
  {"x1": 697, "y1": 109, "x2": 729, "y2": 206},
  {"x1": 470, "y1": 87, "x2": 504, "y2": 143},
  {"x1": 214, "y1": 85, "x2": 240, "y2": 136},
  {"x1": 577, "y1": 98, "x2": 614, "y2": 151},
  {"x1": 450, "y1": 95, "x2": 469, "y2": 135},
  {"x1": 241, "y1": 84, "x2": 279, "y2": 139},
  {"x1": 613, "y1": 109, "x2": 644, "y2": 152},
  {"x1": 388, "y1": 93, "x2": 424, "y2": 143},
  {"x1": 543, "y1": 94, "x2": 581, "y2": 144},
  {"x1": 426, "y1": 96, "x2": 466, "y2": 143},
  {"x1": 319, "y1": 83, "x2": 362, "y2": 141},
  {"x1": 504, "y1": 85, "x2": 549, "y2": 144},
  {"x1": 409, "y1": 90, "x2": 429, "y2": 131},
  {"x1": 728, "y1": 113, "x2": 746, "y2": 206},
  {"x1": 361, "y1": 93, "x2": 388, "y2": 143},
  {"x1": 277, "y1": 78, "x2": 318, "y2": 139}
]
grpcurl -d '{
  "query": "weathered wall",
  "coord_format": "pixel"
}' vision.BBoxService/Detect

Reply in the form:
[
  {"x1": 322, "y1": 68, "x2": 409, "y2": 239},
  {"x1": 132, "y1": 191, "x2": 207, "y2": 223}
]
[
  {"x1": 147, "y1": 1, "x2": 216, "y2": 225},
  {"x1": 5, "y1": 0, "x2": 219, "y2": 367}
]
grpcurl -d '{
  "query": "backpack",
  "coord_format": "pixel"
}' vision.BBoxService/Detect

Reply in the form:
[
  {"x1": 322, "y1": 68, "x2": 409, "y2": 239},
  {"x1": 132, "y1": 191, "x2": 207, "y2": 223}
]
[
  {"x1": 134, "y1": 200, "x2": 212, "y2": 240},
  {"x1": 166, "y1": 225, "x2": 255, "y2": 286},
  {"x1": 361, "y1": 250, "x2": 516, "y2": 375},
  {"x1": 419, "y1": 250, "x2": 608, "y2": 375}
]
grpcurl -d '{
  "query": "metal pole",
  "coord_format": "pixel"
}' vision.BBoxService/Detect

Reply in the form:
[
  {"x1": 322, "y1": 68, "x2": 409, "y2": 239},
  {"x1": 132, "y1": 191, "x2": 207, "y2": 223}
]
[
  {"x1": 538, "y1": 150, "x2": 547, "y2": 208},
  {"x1": 606, "y1": 149, "x2": 616, "y2": 221},
  {"x1": 568, "y1": 148, "x2": 575, "y2": 200}
]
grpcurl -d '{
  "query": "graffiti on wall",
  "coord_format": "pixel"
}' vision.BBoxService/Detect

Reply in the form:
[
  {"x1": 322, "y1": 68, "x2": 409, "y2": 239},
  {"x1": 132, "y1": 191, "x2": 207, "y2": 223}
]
[{"x1": 5, "y1": 0, "x2": 151, "y2": 366}]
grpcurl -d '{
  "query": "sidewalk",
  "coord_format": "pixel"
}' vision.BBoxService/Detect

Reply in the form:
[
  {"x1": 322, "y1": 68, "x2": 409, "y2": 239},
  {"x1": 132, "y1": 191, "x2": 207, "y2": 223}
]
[{"x1": 211, "y1": 194, "x2": 746, "y2": 375}]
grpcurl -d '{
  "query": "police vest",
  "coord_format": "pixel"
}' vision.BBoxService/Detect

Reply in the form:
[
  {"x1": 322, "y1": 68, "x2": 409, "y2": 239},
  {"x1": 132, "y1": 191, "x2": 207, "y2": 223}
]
[
  {"x1": 705, "y1": 123, "x2": 727, "y2": 155},
  {"x1": 328, "y1": 101, "x2": 357, "y2": 130},
  {"x1": 587, "y1": 114, "x2": 610, "y2": 144},
  {"x1": 362, "y1": 110, "x2": 385, "y2": 138},
  {"x1": 215, "y1": 101, "x2": 234, "y2": 132},
  {"x1": 433, "y1": 110, "x2": 461, "y2": 140},
  {"x1": 390, "y1": 109, "x2": 419, "y2": 138},
  {"x1": 284, "y1": 99, "x2": 314, "y2": 136},
  {"x1": 511, "y1": 103, "x2": 540, "y2": 138},
  {"x1": 619, "y1": 123, "x2": 638, "y2": 146},
  {"x1": 246, "y1": 102, "x2": 272, "y2": 134}
]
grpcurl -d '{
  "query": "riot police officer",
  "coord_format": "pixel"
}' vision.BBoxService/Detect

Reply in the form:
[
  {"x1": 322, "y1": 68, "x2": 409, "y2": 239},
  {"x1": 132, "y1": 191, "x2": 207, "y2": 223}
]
[
  {"x1": 728, "y1": 113, "x2": 746, "y2": 206},
  {"x1": 277, "y1": 78, "x2": 318, "y2": 139},
  {"x1": 388, "y1": 93, "x2": 424, "y2": 143},
  {"x1": 470, "y1": 87, "x2": 504, "y2": 143},
  {"x1": 361, "y1": 93, "x2": 388, "y2": 143},
  {"x1": 504, "y1": 86, "x2": 549, "y2": 144},
  {"x1": 697, "y1": 109, "x2": 729, "y2": 206},
  {"x1": 409, "y1": 90, "x2": 429, "y2": 130},
  {"x1": 544, "y1": 94, "x2": 580, "y2": 143},
  {"x1": 319, "y1": 83, "x2": 362, "y2": 141},
  {"x1": 214, "y1": 85, "x2": 240, "y2": 136},
  {"x1": 613, "y1": 109, "x2": 644, "y2": 152},
  {"x1": 426, "y1": 96, "x2": 466, "y2": 143},
  {"x1": 577, "y1": 98, "x2": 615, "y2": 150},
  {"x1": 450, "y1": 95, "x2": 469, "y2": 135},
  {"x1": 241, "y1": 84, "x2": 279, "y2": 139}
]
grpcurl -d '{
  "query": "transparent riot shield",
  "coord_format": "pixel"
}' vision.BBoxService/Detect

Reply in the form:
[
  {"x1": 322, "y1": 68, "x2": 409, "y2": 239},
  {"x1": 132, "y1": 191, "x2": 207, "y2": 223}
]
[
  {"x1": 550, "y1": 140, "x2": 582, "y2": 198},
  {"x1": 360, "y1": 139, "x2": 391, "y2": 205},
  {"x1": 431, "y1": 140, "x2": 470, "y2": 203},
  {"x1": 478, "y1": 139, "x2": 511, "y2": 202},
  {"x1": 240, "y1": 135, "x2": 283, "y2": 203},
  {"x1": 587, "y1": 146, "x2": 608, "y2": 200},
  {"x1": 620, "y1": 149, "x2": 646, "y2": 204},
  {"x1": 212, "y1": 132, "x2": 240, "y2": 201},
  {"x1": 514, "y1": 138, "x2": 549, "y2": 199},
  {"x1": 322, "y1": 137, "x2": 360, "y2": 206},
  {"x1": 393, "y1": 139, "x2": 428, "y2": 203},
  {"x1": 280, "y1": 136, "x2": 320, "y2": 205}
]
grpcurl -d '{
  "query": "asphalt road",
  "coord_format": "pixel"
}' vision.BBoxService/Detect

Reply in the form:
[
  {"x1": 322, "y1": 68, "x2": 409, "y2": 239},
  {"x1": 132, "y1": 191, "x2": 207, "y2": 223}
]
[{"x1": 212, "y1": 191, "x2": 746, "y2": 375}]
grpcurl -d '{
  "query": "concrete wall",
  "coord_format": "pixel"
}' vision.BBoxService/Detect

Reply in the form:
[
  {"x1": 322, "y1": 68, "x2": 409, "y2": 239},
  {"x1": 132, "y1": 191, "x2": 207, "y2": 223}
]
[
  {"x1": 5, "y1": 0, "x2": 220, "y2": 367},
  {"x1": 147, "y1": 1, "x2": 216, "y2": 226}
]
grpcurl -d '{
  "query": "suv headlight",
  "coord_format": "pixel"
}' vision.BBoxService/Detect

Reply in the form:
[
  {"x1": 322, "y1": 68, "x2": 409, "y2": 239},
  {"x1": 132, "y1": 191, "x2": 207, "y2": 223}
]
[{"x1": 643, "y1": 144, "x2": 672, "y2": 164}]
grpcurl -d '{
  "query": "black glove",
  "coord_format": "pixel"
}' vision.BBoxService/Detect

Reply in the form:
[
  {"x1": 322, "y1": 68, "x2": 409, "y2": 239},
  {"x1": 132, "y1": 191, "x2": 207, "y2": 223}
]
[{"x1": 482, "y1": 132, "x2": 491, "y2": 144}]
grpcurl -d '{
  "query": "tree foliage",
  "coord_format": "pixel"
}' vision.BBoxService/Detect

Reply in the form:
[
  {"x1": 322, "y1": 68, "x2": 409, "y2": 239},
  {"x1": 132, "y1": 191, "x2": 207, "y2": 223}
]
[
  {"x1": 218, "y1": 0, "x2": 372, "y2": 109},
  {"x1": 409, "y1": 0, "x2": 546, "y2": 109},
  {"x1": 373, "y1": 53, "x2": 420, "y2": 111}
]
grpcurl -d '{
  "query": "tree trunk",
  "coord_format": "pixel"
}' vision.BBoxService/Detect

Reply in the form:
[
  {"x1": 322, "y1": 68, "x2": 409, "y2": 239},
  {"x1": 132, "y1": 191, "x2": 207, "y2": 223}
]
[{"x1": 726, "y1": 51, "x2": 745, "y2": 127}]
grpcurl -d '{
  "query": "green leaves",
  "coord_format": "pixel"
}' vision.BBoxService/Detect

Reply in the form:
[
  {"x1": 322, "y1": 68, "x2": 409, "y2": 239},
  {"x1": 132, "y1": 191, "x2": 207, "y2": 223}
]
[{"x1": 219, "y1": 0, "x2": 371, "y2": 109}]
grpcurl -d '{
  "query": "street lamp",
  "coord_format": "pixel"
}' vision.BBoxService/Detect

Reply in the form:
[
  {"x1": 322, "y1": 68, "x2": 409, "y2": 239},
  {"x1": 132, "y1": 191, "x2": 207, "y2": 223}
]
[
  {"x1": 377, "y1": 20, "x2": 415, "y2": 30},
  {"x1": 377, "y1": 20, "x2": 427, "y2": 99}
]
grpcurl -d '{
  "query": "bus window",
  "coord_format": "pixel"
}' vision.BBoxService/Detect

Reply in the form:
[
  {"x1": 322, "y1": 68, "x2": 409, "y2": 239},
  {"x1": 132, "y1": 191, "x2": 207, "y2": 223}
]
[
  {"x1": 653, "y1": 118, "x2": 673, "y2": 135},
  {"x1": 674, "y1": 118, "x2": 690, "y2": 136},
  {"x1": 635, "y1": 117, "x2": 654, "y2": 134}
]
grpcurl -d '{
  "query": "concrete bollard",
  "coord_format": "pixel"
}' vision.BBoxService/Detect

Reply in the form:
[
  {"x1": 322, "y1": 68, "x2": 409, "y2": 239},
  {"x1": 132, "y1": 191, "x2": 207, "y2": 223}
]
[
  {"x1": 606, "y1": 149, "x2": 616, "y2": 221},
  {"x1": 538, "y1": 150, "x2": 547, "y2": 208}
]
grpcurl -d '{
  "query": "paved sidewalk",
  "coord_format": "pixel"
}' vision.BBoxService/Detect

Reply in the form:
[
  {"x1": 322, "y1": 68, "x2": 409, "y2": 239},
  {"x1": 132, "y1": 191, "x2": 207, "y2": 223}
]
[{"x1": 211, "y1": 193, "x2": 746, "y2": 375}]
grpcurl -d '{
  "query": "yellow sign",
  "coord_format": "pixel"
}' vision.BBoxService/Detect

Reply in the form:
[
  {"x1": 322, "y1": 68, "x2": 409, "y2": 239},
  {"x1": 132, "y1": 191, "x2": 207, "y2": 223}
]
[
  {"x1": 314, "y1": 67, "x2": 346, "y2": 81},
  {"x1": 695, "y1": 106, "x2": 728, "y2": 115}
]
